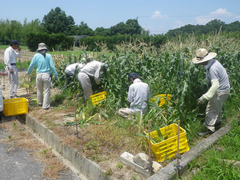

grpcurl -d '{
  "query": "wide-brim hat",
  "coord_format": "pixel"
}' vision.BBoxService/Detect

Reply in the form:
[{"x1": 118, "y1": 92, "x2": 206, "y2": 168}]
[
  {"x1": 192, "y1": 48, "x2": 217, "y2": 64},
  {"x1": 36, "y1": 43, "x2": 49, "y2": 52}
]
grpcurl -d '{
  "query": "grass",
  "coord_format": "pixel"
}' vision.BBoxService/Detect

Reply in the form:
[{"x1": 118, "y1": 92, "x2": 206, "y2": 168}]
[{"x1": 182, "y1": 120, "x2": 240, "y2": 180}]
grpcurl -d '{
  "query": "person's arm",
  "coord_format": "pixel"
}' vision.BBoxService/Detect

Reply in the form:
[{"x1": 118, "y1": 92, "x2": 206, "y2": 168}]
[
  {"x1": 202, "y1": 79, "x2": 219, "y2": 100},
  {"x1": 4, "y1": 49, "x2": 12, "y2": 70},
  {"x1": 127, "y1": 86, "x2": 134, "y2": 103},
  {"x1": 49, "y1": 55, "x2": 58, "y2": 77},
  {"x1": 27, "y1": 56, "x2": 36, "y2": 74},
  {"x1": 94, "y1": 63, "x2": 102, "y2": 84},
  {"x1": 15, "y1": 47, "x2": 21, "y2": 58}
]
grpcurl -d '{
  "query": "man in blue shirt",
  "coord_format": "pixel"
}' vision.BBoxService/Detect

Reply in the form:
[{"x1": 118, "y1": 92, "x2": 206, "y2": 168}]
[{"x1": 27, "y1": 43, "x2": 59, "y2": 110}]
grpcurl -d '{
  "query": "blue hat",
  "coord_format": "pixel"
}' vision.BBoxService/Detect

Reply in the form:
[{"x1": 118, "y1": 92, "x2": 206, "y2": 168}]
[
  {"x1": 128, "y1": 73, "x2": 139, "y2": 81},
  {"x1": 10, "y1": 40, "x2": 21, "y2": 45}
]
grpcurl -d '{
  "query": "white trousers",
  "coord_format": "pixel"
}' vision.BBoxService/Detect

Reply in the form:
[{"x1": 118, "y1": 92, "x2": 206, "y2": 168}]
[
  {"x1": 6, "y1": 65, "x2": 18, "y2": 97},
  {"x1": 204, "y1": 89, "x2": 230, "y2": 132},
  {"x1": 78, "y1": 72, "x2": 93, "y2": 99},
  {"x1": 37, "y1": 73, "x2": 51, "y2": 109}
]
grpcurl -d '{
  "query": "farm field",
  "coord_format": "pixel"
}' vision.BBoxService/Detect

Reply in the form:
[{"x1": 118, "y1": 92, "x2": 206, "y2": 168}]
[{"x1": 0, "y1": 32, "x2": 240, "y2": 179}]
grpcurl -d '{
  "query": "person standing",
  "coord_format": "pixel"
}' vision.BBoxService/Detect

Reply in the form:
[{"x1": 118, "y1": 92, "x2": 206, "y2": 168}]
[
  {"x1": 27, "y1": 43, "x2": 59, "y2": 110},
  {"x1": 192, "y1": 48, "x2": 230, "y2": 137},
  {"x1": 78, "y1": 60, "x2": 107, "y2": 99},
  {"x1": 117, "y1": 73, "x2": 150, "y2": 119},
  {"x1": 4, "y1": 40, "x2": 21, "y2": 98}
]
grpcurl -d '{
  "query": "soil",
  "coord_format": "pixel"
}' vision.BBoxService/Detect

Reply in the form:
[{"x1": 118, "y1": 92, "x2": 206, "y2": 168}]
[{"x1": 0, "y1": 50, "x2": 147, "y2": 179}]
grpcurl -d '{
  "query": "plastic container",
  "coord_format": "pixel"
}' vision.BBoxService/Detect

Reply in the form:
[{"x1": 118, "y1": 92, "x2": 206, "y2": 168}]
[
  {"x1": 3, "y1": 98, "x2": 28, "y2": 116},
  {"x1": 149, "y1": 94, "x2": 172, "y2": 107},
  {"x1": 146, "y1": 123, "x2": 189, "y2": 162},
  {"x1": 90, "y1": 91, "x2": 107, "y2": 106}
]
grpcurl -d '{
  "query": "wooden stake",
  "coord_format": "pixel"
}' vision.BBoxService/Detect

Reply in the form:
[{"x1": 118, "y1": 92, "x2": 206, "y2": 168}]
[
  {"x1": 176, "y1": 120, "x2": 180, "y2": 180},
  {"x1": 73, "y1": 94, "x2": 78, "y2": 137},
  {"x1": 148, "y1": 120, "x2": 153, "y2": 176}
]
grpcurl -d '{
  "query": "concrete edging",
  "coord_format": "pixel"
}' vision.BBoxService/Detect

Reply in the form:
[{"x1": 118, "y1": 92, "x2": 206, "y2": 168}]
[
  {"x1": 26, "y1": 114, "x2": 115, "y2": 180},
  {"x1": 25, "y1": 113, "x2": 232, "y2": 180},
  {"x1": 147, "y1": 124, "x2": 231, "y2": 180}
]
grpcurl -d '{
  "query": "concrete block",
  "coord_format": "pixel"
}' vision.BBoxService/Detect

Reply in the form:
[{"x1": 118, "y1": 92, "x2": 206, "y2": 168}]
[{"x1": 120, "y1": 152, "x2": 150, "y2": 178}]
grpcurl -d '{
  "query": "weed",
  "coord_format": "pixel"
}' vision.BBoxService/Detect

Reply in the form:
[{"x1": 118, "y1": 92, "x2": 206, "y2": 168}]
[
  {"x1": 132, "y1": 176, "x2": 136, "y2": 180},
  {"x1": 8, "y1": 135, "x2": 12, "y2": 139},
  {"x1": 13, "y1": 122, "x2": 17, "y2": 129},
  {"x1": 104, "y1": 168, "x2": 113, "y2": 178},
  {"x1": 116, "y1": 162, "x2": 123, "y2": 169}
]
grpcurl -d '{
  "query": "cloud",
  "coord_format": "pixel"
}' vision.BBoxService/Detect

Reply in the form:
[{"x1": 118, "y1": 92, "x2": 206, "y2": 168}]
[
  {"x1": 196, "y1": 8, "x2": 232, "y2": 25},
  {"x1": 210, "y1": 8, "x2": 232, "y2": 16},
  {"x1": 151, "y1": 11, "x2": 168, "y2": 19},
  {"x1": 235, "y1": 15, "x2": 240, "y2": 20},
  {"x1": 173, "y1": 21, "x2": 184, "y2": 29}
]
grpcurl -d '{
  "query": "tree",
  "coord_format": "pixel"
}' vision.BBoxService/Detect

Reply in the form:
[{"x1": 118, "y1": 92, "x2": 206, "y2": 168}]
[
  {"x1": 76, "y1": 21, "x2": 94, "y2": 36},
  {"x1": 125, "y1": 19, "x2": 141, "y2": 35},
  {"x1": 94, "y1": 27, "x2": 110, "y2": 36},
  {"x1": 110, "y1": 22, "x2": 126, "y2": 35},
  {"x1": 42, "y1": 7, "x2": 75, "y2": 34}
]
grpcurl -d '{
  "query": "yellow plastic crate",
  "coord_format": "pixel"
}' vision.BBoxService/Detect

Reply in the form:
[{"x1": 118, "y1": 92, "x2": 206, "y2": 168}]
[
  {"x1": 3, "y1": 98, "x2": 28, "y2": 116},
  {"x1": 149, "y1": 94, "x2": 172, "y2": 107},
  {"x1": 90, "y1": 91, "x2": 107, "y2": 106},
  {"x1": 146, "y1": 123, "x2": 189, "y2": 162}
]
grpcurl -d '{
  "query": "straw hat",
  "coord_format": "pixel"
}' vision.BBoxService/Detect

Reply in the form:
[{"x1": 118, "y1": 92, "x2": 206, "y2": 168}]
[
  {"x1": 36, "y1": 43, "x2": 49, "y2": 52},
  {"x1": 192, "y1": 48, "x2": 217, "y2": 64}
]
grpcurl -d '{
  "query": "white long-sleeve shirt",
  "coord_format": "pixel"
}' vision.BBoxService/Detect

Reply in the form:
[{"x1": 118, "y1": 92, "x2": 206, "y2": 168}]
[
  {"x1": 66, "y1": 63, "x2": 85, "y2": 74},
  {"x1": 128, "y1": 78, "x2": 150, "y2": 113},
  {"x1": 80, "y1": 60, "x2": 104, "y2": 84},
  {"x1": 4, "y1": 46, "x2": 21, "y2": 69}
]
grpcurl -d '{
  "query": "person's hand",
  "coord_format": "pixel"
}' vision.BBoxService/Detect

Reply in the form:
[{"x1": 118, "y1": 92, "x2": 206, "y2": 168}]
[
  {"x1": 56, "y1": 76, "x2": 59, "y2": 81},
  {"x1": 18, "y1": 47, "x2": 21, "y2": 52},
  {"x1": 200, "y1": 82, "x2": 206, "y2": 90},
  {"x1": 197, "y1": 96, "x2": 206, "y2": 105},
  {"x1": 9, "y1": 69, "x2": 14, "y2": 74}
]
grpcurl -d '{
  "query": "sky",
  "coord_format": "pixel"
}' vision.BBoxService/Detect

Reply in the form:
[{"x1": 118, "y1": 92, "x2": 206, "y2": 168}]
[{"x1": 1, "y1": 0, "x2": 240, "y2": 34}]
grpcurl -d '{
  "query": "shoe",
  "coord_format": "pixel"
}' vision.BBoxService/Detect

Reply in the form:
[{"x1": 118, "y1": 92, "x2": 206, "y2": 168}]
[
  {"x1": 198, "y1": 129, "x2": 214, "y2": 137},
  {"x1": 38, "y1": 103, "x2": 42, "y2": 107},
  {"x1": 215, "y1": 122, "x2": 222, "y2": 130},
  {"x1": 10, "y1": 95, "x2": 19, "y2": 99},
  {"x1": 43, "y1": 107, "x2": 49, "y2": 110}
]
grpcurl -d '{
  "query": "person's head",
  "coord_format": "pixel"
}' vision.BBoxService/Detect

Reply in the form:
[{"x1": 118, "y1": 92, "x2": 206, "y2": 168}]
[
  {"x1": 128, "y1": 72, "x2": 139, "y2": 83},
  {"x1": 10, "y1": 40, "x2": 21, "y2": 50},
  {"x1": 192, "y1": 48, "x2": 217, "y2": 66},
  {"x1": 36, "y1": 43, "x2": 49, "y2": 56},
  {"x1": 102, "y1": 63, "x2": 108, "y2": 73}
]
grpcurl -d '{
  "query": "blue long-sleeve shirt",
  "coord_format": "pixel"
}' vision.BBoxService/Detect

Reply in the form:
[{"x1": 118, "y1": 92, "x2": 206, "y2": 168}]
[{"x1": 27, "y1": 53, "x2": 58, "y2": 77}]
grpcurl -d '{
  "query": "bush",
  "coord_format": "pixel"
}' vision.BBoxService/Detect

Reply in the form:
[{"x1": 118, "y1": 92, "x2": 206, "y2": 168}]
[{"x1": 26, "y1": 33, "x2": 74, "y2": 52}]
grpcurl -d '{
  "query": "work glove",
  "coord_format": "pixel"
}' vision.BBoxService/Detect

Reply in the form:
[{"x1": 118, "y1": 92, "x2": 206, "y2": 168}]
[
  {"x1": 200, "y1": 82, "x2": 206, "y2": 90},
  {"x1": 197, "y1": 96, "x2": 207, "y2": 105},
  {"x1": 56, "y1": 76, "x2": 59, "y2": 81}
]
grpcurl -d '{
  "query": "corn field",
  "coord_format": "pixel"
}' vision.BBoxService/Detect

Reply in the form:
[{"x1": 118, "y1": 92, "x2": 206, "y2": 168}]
[{"x1": 53, "y1": 32, "x2": 240, "y2": 132}]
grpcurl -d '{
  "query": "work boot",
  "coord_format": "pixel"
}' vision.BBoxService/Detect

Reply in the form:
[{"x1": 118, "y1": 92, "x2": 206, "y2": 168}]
[
  {"x1": 215, "y1": 122, "x2": 222, "y2": 130},
  {"x1": 198, "y1": 129, "x2": 214, "y2": 137}
]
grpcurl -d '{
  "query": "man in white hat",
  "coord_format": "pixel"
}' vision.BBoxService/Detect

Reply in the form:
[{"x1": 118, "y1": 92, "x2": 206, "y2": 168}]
[
  {"x1": 192, "y1": 48, "x2": 230, "y2": 137},
  {"x1": 4, "y1": 40, "x2": 21, "y2": 98},
  {"x1": 77, "y1": 60, "x2": 107, "y2": 99},
  {"x1": 27, "y1": 43, "x2": 59, "y2": 110}
]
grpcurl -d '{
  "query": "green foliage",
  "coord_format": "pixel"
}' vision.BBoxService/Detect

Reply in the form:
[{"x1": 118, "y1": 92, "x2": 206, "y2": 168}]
[
  {"x1": 42, "y1": 7, "x2": 75, "y2": 35},
  {"x1": 26, "y1": 32, "x2": 74, "y2": 52}
]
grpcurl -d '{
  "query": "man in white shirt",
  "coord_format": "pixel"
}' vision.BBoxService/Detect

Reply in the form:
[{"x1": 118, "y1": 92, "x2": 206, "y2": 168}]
[
  {"x1": 117, "y1": 73, "x2": 150, "y2": 119},
  {"x1": 78, "y1": 60, "x2": 107, "y2": 98},
  {"x1": 4, "y1": 40, "x2": 21, "y2": 98},
  {"x1": 192, "y1": 48, "x2": 230, "y2": 137},
  {"x1": 62, "y1": 58, "x2": 89, "y2": 92}
]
